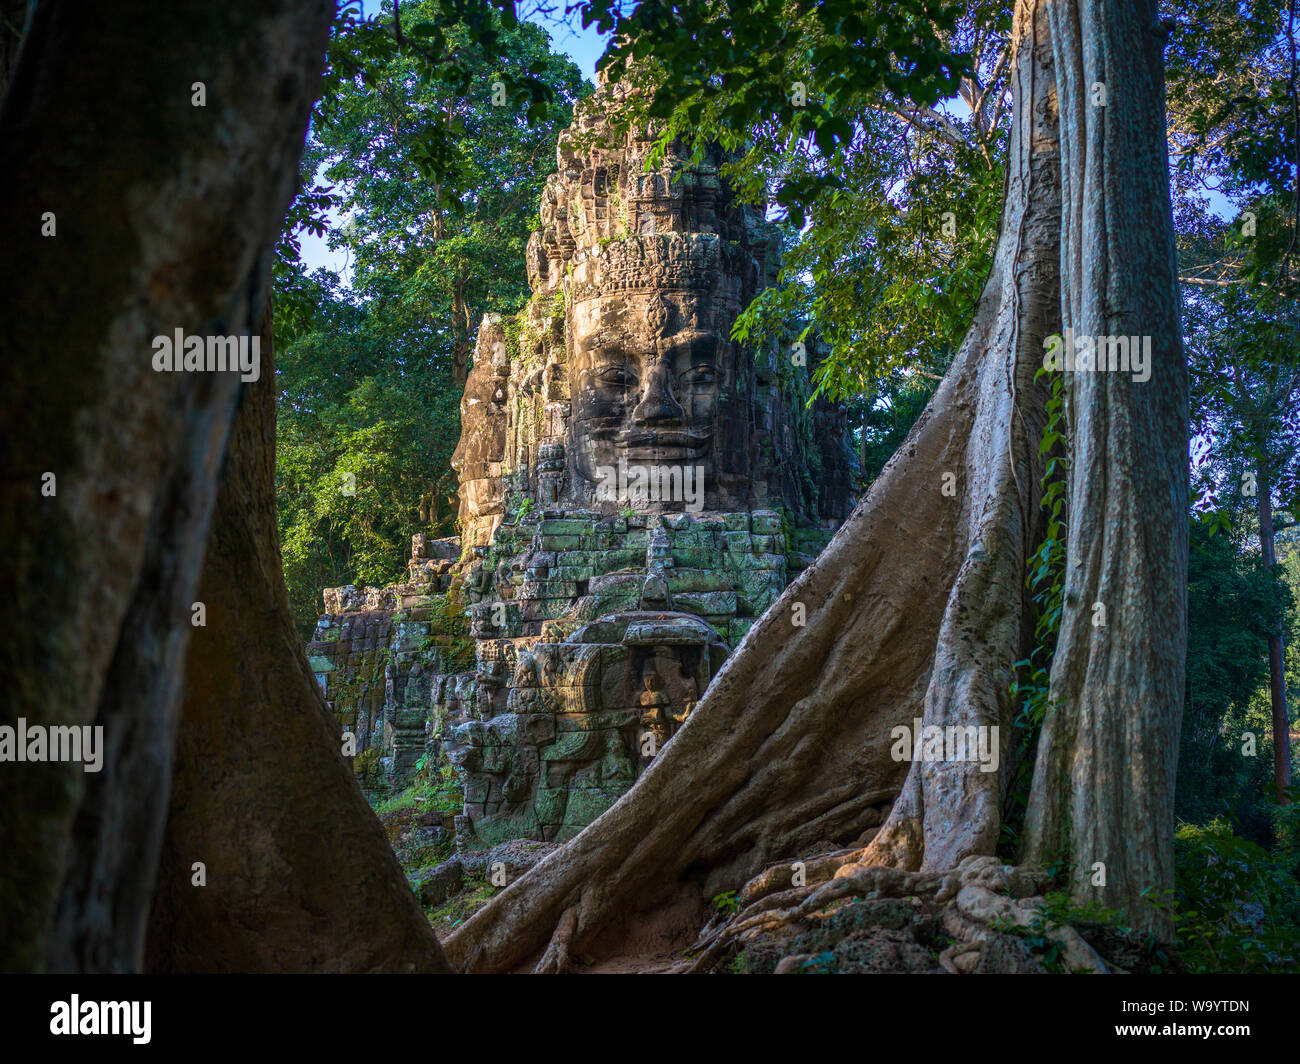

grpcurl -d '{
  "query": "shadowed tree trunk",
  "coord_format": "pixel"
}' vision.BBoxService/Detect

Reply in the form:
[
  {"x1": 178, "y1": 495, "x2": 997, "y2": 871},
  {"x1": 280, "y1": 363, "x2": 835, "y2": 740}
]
[
  {"x1": 145, "y1": 310, "x2": 451, "y2": 973},
  {"x1": 1, "y1": 0, "x2": 339, "y2": 973},
  {"x1": 1257, "y1": 462, "x2": 1292, "y2": 803}
]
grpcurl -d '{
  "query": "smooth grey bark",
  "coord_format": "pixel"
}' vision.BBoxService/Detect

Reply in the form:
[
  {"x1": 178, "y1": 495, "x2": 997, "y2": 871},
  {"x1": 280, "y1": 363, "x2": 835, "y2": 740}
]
[
  {"x1": 1024, "y1": 0, "x2": 1188, "y2": 938},
  {"x1": 863, "y1": 0, "x2": 1059, "y2": 872},
  {"x1": 0, "y1": 0, "x2": 333, "y2": 972}
]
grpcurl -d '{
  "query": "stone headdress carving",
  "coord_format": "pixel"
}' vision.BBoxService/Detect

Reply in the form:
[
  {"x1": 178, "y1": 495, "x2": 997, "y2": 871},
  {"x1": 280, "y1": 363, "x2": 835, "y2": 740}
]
[{"x1": 451, "y1": 74, "x2": 853, "y2": 548}]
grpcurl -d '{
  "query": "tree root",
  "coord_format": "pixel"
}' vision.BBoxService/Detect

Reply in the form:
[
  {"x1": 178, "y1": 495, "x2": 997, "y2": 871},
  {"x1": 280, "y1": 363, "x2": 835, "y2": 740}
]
[
  {"x1": 687, "y1": 860, "x2": 957, "y2": 972},
  {"x1": 683, "y1": 854, "x2": 1125, "y2": 975},
  {"x1": 533, "y1": 907, "x2": 578, "y2": 974}
]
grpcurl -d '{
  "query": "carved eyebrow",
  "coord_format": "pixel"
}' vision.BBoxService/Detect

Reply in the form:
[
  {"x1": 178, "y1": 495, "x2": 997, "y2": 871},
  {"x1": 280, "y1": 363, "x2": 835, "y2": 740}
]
[
  {"x1": 661, "y1": 331, "x2": 718, "y2": 360},
  {"x1": 590, "y1": 363, "x2": 638, "y2": 384}
]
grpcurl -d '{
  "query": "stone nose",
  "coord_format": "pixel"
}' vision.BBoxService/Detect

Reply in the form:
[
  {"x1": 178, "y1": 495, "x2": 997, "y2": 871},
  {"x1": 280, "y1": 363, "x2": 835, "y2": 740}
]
[{"x1": 630, "y1": 360, "x2": 684, "y2": 425}]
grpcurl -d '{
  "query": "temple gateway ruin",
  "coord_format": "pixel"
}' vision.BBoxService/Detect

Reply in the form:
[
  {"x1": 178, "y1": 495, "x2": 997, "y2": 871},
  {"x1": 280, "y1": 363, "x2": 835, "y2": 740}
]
[{"x1": 308, "y1": 74, "x2": 855, "y2": 858}]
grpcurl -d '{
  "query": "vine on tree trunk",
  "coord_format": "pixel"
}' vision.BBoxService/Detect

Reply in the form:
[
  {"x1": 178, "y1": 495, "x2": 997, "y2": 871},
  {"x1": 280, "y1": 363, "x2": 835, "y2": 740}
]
[{"x1": 1002, "y1": 369, "x2": 1068, "y2": 859}]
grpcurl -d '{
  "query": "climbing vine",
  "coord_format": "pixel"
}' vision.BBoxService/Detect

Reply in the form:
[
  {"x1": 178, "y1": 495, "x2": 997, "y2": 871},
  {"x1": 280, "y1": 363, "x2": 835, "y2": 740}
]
[
  {"x1": 500, "y1": 310, "x2": 524, "y2": 362},
  {"x1": 1000, "y1": 370, "x2": 1068, "y2": 856}
]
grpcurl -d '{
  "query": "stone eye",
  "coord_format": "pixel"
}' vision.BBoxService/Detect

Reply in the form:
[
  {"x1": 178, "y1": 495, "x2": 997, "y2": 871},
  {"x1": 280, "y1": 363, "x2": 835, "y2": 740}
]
[
  {"x1": 595, "y1": 366, "x2": 636, "y2": 387},
  {"x1": 680, "y1": 365, "x2": 715, "y2": 385}
]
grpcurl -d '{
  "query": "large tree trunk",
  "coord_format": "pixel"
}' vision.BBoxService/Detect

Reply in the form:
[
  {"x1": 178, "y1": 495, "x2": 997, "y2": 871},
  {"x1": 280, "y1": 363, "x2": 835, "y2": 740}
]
[
  {"x1": 452, "y1": 276, "x2": 472, "y2": 386},
  {"x1": 0, "y1": 0, "x2": 334, "y2": 973},
  {"x1": 1256, "y1": 461, "x2": 1292, "y2": 802},
  {"x1": 145, "y1": 309, "x2": 451, "y2": 973},
  {"x1": 1023, "y1": 0, "x2": 1187, "y2": 938},
  {"x1": 443, "y1": 0, "x2": 1061, "y2": 973}
]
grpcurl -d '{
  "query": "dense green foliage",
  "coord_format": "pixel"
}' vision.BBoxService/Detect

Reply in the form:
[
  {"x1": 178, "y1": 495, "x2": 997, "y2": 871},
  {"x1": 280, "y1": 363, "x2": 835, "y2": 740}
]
[
  {"x1": 274, "y1": 2, "x2": 588, "y2": 634},
  {"x1": 1166, "y1": 0, "x2": 1300, "y2": 854},
  {"x1": 719, "y1": 3, "x2": 1009, "y2": 402},
  {"x1": 1163, "y1": 816, "x2": 1300, "y2": 972},
  {"x1": 999, "y1": 373, "x2": 1068, "y2": 857},
  {"x1": 275, "y1": 272, "x2": 464, "y2": 632},
  {"x1": 1180, "y1": 520, "x2": 1295, "y2": 832}
]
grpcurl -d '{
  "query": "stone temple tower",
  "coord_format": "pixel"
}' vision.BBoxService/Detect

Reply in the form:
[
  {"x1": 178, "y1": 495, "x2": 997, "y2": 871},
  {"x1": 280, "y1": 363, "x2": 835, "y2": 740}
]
[
  {"x1": 309, "y1": 73, "x2": 856, "y2": 857},
  {"x1": 454, "y1": 70, "x2": 852, "y2": 548}
]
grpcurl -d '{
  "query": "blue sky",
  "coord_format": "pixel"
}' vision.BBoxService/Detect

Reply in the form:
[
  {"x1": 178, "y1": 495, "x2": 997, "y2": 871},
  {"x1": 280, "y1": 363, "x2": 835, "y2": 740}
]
[{"x1": 358, "y1": 0, "x2": 606, "y2": 76}]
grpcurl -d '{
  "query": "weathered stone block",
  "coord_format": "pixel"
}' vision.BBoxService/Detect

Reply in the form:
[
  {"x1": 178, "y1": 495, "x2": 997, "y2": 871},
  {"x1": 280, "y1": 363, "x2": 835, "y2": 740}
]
[
  {"x1": 592, "y1": 548, "x2": 644, "y2": 569},
  {"x1": 728, "y1": 616, "x2": 756, "y2": 646},
  {"x1": 735, "y1": 567, "x2": 787, "y2": 615},
  {"x1": 541, "y1": 729, "x2": 602, "y2": 760},
  {"x1": 538, "y1": 534, "x2": 584, "y2": 551},
  {"x1": 559, "y1": 789, "x2": 619, "y2": 837},
  {"x1": 722, "y1": 529, "x2": 754, "y2": 554},
  {"x1": 539, "y1": 518, "x2": 593, "y2": 536},
  {"x1": 533, "y1": 786, "x2": 567, "y2": 827},
  {"x1": 487, "y1": 839, "x2": 557, "y2": 880},
  {"x1": 667, "y1": 568, "x2": 734, "y2": 593},
  {"x1": 519, "y1": 597, "x2": 579, "y2": 621},
  {"x1": 621, "y1": 530, "x2": 649, "y2": 551},
  {"x1": 667, "y1": 528, "x2": 710, "y2": 548},
  {"x1": 415, "y1": 858, "x2": 463, "y2": 907}
]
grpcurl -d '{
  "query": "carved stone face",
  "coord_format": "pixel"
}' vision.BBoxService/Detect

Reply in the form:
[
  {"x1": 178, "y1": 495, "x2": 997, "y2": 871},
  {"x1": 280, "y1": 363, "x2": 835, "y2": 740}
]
[{"x1": 569, "y1": 290, "x2": 732, "y2": 499}]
